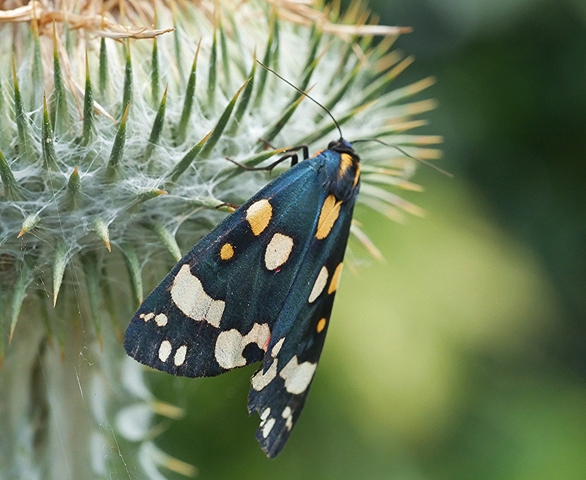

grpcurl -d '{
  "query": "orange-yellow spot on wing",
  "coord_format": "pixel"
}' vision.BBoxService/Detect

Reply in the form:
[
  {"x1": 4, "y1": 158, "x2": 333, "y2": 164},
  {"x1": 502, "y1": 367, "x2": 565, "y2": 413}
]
[
  {"x1": 220, "y1": 243, "x2": 234, "y2": 260},
  {"x1": 338, "y1": 153, "x2": 354, "y2": 178},
  {"x1": 316, "y1": 194, "x2": 342, "y2": 240},
  {"x1": 316, "y1": 318, "x2": 327, "y2": 333},
  {"x1": 246, "y1": 199, "x2": 272, "y2": 236},
  {"x1": 328, "y1": 262, "x2": 344, "y2": 294},
  {"x1": 353, "y1": 162, "x2": 361, "y2": 188}
]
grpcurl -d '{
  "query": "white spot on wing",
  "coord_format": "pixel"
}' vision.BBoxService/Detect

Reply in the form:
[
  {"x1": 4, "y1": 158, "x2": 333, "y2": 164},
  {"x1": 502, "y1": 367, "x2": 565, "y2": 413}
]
[
  {"x1": 155, "y1": 313, "x2": 168, "y2": 327},
  {"x1": 171, "y1": 264, "x2": 225, "y2": 327},
  {"x1": 249, "y1": 323, "x2": 271, "y2": 352},
  {"x1": 264, "y1": 233, "x2": 294, "y2": 270},
  {"x1": 214, "y1": 323, "x2": 271, "y2": 369},
  {"x1": 158, "y1": 340, "x2": 172, "y2": 362},
  {"x1": 251, "y1": 360, "x2": 278, "y2": 391},
  {"x1": 279, "y1": 356, "x2": 317, "y2": 395},
  {"x1": 261, "y1": 408, "x2": 271, "y2": 421},
  {"x1": 282, "y1": 406, "x2": 293, "y2": 430},
  {"x1": 174, "y1": 345, "x2": 187, "y2": 366},
  {"x1": 259, "y1": 407, "x2": 276, "y2": 438},
  {"x1": 271, "y1": 337, "x2": 285, "y2": 357},
  {"x1": 206, "y1": 300, "x2": 226, "y2": 328},
  {"x1": 308, "y1": 266, "x2": 328, "y2": 303},
  {"x1": 215, "y1": 330, "x2": 246, "y2": 368},
  {"x1": 142, "y1": 312, "x2": 154, "y2": 322},
  {"x1": 262, "y1": 418, "x2": 276, "y2": 438}
]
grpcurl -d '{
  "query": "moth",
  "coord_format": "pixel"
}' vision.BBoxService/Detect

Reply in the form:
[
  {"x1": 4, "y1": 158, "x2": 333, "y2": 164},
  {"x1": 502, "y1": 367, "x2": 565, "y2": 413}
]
[{"x1": 124, "y1": 134, "x2": 361, "y2": 457}]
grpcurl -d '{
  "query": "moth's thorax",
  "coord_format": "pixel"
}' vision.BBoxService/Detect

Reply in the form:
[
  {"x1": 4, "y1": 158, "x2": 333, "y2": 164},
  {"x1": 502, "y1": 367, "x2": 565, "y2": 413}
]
[{"x1": 321, "y1": 138, "x2": 361, "y2": 202}]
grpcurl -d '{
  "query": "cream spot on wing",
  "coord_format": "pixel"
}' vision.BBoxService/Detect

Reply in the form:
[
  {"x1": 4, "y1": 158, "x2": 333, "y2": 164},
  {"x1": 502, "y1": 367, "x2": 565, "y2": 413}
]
[
  {"x1": 262, "y1": 418, "x2": 276, "y2": 438},
  {"x1": 158, "y1": 340, "x2": 172, "y2": 362},
  {"x1": 261, "y1": 408, "x2": 271, "y2": 422},
  {"x1": 316, "y1": 317, "x2": 327, "y2": 333},
  {"x1": 259, "y1": 408, "x2": 272, "y2": 434},
  {"x1": 214, "y1": 323, "x2": 271, "y2": 369},
  {"x1": 170, "y1": 264, "x2": 225, "y2": 327},
  {"x1": 246, "y1": 323, "x2": 271, "y2": 350},
  {"x1": 206, "y1": 300, "x2": 226, "y2": 328},
  {"x1": 328, "y1": 262, "x2": 344, "y2": 294},
  {"x1": 171, "y1": 265, "x2": 207, "y2": 320},
  {"x1": 155, "y1": 313, "x2": 168, "y2": 327},
  {"x1": 246, "y1": 199, "x2": 272, "y2": 236},
  {"x1": 251, "y1": 360, "x2": 278, "y2": 391},
  {"x1": 215, "y1": 330, "x2": 245, "y2": 368},
  {"x1": 271, "y1": 337, "x2": 285, "y2": 357},
  {"x1": 308, "y1": 266, "x2": 328, "y2": 303},
  {"x1": 282, "y1": 406, "x2": 293, "y2": 430},
  {"x1": 279, "y1": 356, "x2": 317, "y2": 395},
  {"x1": 174, "y1": 345, "x2": 187, "y2": 366},
  {"x1": 142, "y1": 312, "x2": 154, "y2": 322},
  {"x1": 265, "y1": 233, "x2": 294, "y2": 270},
  {"x1": 316, "y1": 194, "x2": 342, "y2": 240}
]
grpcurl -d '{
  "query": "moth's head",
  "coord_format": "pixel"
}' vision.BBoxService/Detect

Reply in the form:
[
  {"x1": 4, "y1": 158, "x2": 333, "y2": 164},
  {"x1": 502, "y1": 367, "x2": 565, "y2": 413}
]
[{"x1": 327, "y1": 138, "x2": 359, "y2": 162}]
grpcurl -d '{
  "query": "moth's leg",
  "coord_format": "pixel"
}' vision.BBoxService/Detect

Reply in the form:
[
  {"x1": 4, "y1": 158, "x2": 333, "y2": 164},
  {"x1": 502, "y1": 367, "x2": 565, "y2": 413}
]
[
  {"x1": 225, "y1": 144, "x2": 308, "y2": 171},
  {"x1": 282, "y1": 145, "x2": 310, "y2": 163},
  {"x1": 225, "y1": 155, "x2": 293, "y2": 171},
  {"x1": 259, "y1": 139, "x2": 310, "y2": 164}
]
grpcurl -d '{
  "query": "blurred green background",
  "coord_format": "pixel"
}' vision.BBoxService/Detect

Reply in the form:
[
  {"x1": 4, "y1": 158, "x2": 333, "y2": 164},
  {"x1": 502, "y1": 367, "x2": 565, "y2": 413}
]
[{"x1": 151, "y1": 0, "x2": 586, "y2": 478}]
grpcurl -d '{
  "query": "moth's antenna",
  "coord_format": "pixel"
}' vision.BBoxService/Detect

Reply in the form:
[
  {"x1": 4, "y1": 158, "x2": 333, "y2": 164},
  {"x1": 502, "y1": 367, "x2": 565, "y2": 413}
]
[
  {"x1": 353, "y1": 138, "x2": 453, "y2": 178},
  {"x1": 256, "y1": 60, "x2": 344, "y2": 140}
]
